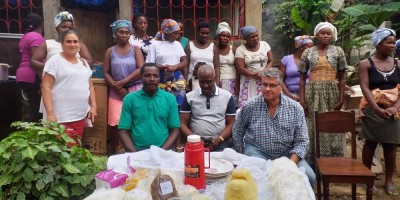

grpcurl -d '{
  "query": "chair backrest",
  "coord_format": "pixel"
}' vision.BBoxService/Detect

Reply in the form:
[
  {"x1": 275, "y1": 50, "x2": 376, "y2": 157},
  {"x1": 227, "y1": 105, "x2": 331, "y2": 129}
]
[{"x1": 314, "y1": 110, "x2": 357, "y2": 159}]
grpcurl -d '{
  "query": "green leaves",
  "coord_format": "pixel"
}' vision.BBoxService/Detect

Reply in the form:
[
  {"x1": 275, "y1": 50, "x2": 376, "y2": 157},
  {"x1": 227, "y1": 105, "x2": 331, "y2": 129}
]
[
  {"x1": 291, "y1": 7, "x2": 312, "y2": 35},
  {"x1": 0, "y1": 121, "x2": 101, "y2": 199}
]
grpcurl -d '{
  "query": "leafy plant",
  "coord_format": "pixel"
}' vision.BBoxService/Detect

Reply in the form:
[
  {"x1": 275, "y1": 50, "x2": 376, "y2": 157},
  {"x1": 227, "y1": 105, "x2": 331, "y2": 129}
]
[
  {"x1": 0, "y1": 121, "x2": 102, "y2": 200},
  {"x1": 273, "y1": 1, "x2": 304, "y2": 39}
]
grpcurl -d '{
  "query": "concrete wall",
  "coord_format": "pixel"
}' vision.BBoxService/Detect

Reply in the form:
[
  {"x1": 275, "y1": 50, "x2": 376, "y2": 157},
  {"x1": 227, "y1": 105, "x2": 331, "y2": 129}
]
[
  {"x1": 262, "y1": 0, "x2": 291, "y2": 66},
  {"x1": 245, "y1": 0, "x2": 263, "y2": 36}
]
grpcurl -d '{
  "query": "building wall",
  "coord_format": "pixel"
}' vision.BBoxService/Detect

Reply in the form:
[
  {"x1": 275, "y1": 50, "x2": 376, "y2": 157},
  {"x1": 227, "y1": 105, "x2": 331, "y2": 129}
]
[{"x1": 262, "y1": 0, "x2": 291, "y2": 66}]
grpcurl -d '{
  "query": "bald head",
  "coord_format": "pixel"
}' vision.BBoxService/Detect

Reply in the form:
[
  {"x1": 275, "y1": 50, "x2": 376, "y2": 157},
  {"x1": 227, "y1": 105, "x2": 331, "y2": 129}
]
[
  {"x1": 197, "y1": 64, "x2": 215, "y2": 78},
  {"x1": 197, "y1": 64, "x2": 216, "y2": 95}
]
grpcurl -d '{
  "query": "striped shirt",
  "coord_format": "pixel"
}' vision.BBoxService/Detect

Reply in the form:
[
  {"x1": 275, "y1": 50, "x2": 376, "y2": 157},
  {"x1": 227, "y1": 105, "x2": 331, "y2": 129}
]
[{"x1": 233, "y1": 94, "x2": 309, "y2": 159}]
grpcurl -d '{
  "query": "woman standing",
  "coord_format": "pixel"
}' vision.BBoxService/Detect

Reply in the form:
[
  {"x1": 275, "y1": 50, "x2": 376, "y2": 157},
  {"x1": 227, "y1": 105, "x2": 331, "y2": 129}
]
[
  {"x1": 186, "y1": 21, "x2": 218, "y2": 82},
  {"x1": 129, "y1": 13, "x2": 153, "y2": 60},
  {"x1": 395, "y1": 39, "x2": 400, "y2": 60},
  {"x1": 103, "y1": 20, "x2": 144, "y2": 139},
  {"x1": 235, "y1": 26, "x2": 274, "y2": 107},
  {"x1": 17, "y1": 13, "x2": 45, "y2": 122},
  {"x1": 146, "y1": 19, "x2": 188, "y2": 105},
  {"x1": 215, "y1": 22, "x2": 239, "y2": 105},
  {"x1": 299, "y1": 22, "x2": 347, "y2": 164},
  {"x1": 41, "y1": 30, "x2": 96, "y2": 142},
  {"x1": 278, "y1": 35, "x2": 314, "y2": 101},
  {"x1": 31, "y1": 11, "x2": 93, "y2": 75},
  {"x1": 359, "y1": 28, "x2": 399, "y2": 195}
]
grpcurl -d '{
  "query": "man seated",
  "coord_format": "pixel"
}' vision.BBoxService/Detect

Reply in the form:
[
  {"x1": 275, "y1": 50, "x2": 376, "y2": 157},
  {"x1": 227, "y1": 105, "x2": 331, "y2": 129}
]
[
  {"x1": 232, "y1": 68, "x2": 315, "y2": 187},
  {"x1": 118, "y1": 63, "x2": 180, "y2": 152},
  {"x1": 180, "y1": 64, "x2": 236, "y2": 151}
]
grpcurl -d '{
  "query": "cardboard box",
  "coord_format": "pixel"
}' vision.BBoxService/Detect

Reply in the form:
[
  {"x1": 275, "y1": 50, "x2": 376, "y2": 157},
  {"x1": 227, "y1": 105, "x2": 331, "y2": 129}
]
[{"x1": 83, "y1": 78, "x2": 110, "y2": 155}]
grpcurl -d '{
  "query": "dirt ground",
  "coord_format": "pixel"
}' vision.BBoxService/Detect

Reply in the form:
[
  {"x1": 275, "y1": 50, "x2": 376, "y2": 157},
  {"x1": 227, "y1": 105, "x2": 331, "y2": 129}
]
[{"x1": 314, "y1": 145, "x2": 400, "y2": 200}]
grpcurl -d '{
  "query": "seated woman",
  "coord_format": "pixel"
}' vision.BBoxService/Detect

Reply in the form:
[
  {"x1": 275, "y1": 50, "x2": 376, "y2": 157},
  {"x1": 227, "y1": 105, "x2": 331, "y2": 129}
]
[
  {"x1": 146, "y1": 19, "x2": 188, "y2": 105},
  {"x1": 278, "y1": 35, "x2": 313, "y2": 101},
  {"x1": 41, "y1": 30, "x2": 96, "y2": 145}
]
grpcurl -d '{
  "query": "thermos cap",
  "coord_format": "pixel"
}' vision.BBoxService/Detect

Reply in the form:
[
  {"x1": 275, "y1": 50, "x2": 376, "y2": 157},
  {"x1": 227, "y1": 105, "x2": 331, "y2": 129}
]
[{"x1": 187, "y1": 134, "x2": 201, "y2": 143}]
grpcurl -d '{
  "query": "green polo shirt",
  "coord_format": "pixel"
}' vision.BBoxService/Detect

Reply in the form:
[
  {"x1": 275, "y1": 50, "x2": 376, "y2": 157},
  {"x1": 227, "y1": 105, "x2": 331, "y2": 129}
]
[{"x1": 118, "y1": 89, "x2": 180, "y2": 149}]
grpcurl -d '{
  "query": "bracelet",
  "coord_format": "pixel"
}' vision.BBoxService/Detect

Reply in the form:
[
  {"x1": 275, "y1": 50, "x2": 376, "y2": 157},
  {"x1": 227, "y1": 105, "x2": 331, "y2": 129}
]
[{"x1": 219, "y1": 136, "x2": 224, "y2": 142}]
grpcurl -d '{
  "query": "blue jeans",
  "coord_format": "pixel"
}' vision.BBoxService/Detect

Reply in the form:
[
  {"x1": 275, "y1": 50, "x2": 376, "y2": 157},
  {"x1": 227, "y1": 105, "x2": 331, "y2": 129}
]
[{"x1": 244, "y1": 143, "x2": 315, "y2": 187}]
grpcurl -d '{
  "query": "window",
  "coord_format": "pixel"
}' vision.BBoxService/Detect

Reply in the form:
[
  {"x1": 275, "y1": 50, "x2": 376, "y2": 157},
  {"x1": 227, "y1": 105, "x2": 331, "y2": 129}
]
[
  {"x1": 132, "y1": 0, "x2": 245, "y2": 40},
  {"x1": 0, "y1": 0, "x2": 43, "y2": 34}
]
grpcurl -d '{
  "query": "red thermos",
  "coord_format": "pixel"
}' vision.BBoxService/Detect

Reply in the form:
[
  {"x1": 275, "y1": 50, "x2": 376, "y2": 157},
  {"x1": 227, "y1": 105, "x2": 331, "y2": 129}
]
[{"x1": 184, "y1": 135, "x2": 210, "y2": 190}]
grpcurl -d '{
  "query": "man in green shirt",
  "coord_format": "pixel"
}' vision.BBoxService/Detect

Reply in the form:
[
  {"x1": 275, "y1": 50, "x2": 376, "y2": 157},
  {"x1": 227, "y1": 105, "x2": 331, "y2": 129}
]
[{"x1": 118, "y1": 63, "x2": 180, "y2": 151}]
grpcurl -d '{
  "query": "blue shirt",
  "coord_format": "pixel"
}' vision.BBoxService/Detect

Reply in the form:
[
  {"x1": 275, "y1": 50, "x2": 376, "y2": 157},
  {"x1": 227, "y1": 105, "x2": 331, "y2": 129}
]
[{"x1": 233, "y1": 94, "x2": 309, "y2": 159}]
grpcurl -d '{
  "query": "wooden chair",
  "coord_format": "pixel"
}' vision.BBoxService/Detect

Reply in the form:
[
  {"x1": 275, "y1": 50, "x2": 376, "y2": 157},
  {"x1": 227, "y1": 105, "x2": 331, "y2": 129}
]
[{"x1": 315, "y1": 111, "x2": 375, "y2": 200}]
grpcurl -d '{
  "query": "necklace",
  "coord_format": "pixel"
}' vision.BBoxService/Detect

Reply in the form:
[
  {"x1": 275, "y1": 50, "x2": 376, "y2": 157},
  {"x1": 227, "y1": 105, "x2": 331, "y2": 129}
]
[{"x1": 376, "y1": 66, "x2": 395, "y2": 81}]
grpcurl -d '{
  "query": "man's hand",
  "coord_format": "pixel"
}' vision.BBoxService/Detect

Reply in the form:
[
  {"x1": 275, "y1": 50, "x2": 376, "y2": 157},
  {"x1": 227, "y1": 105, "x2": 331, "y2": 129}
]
[
  {"x1": 210, "y1": 136, "x2": 223, "y2": 150},
  {"x1": 290, "y1": 154, "x2": 301, "y2": 164}
]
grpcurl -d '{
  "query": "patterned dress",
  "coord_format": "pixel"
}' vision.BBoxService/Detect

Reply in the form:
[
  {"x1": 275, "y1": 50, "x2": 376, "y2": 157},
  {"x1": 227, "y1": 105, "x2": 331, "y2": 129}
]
[{"x1": 299, "y1": 45, "x2": 347, "y2": 165}]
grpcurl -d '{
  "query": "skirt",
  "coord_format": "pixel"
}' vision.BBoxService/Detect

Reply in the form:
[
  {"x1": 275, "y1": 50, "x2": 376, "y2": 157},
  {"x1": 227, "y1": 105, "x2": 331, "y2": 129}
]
[
  {"x1": 108, "y1": 83, "x2": 142, "y2": 126},
  {"x1": 238, "y1": 76, "x2": 262, "y2": 107},
  {"x1": 305, "y1": 80, "x2": 345, "y2": 164},
  {"x1": 221, "y1": 78, "x2": 238, "y2": 107},
  {"x1": 360, "y1": 108, "x2": 400, "y2": 144}
]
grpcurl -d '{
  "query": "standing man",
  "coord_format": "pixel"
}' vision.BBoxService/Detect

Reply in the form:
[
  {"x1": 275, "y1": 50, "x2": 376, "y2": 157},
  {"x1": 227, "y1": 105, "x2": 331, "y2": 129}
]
[
  {"x1": 180, "y1": 64, "x2": 236, "y2": 151},
  {"x1": 232, "y1": 68, "x2": 315, "y2": 186},
  {"x1": 118, "y1": 63, "x2": 180, "y2": 152}
]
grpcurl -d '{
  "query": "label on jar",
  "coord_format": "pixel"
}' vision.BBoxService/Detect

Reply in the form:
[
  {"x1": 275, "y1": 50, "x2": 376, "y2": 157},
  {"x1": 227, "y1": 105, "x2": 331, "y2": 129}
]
[
  {"x1": 185, "y1": 164, "x2": 200, "y2": 178},
  {"x1": 160, "y1": 181, "x2": 173, "y2": 195}
]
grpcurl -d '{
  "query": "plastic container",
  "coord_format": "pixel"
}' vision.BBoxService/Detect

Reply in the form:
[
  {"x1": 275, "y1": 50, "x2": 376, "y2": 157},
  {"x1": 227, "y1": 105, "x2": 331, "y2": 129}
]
[{"x1": 184, "y1": 135, "x2": 210, "y2": 190}]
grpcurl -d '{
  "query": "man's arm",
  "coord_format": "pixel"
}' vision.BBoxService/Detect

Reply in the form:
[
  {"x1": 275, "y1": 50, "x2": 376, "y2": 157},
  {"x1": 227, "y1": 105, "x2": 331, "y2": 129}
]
[
  {"x1": 232, "y1": 107, "x2": 248, "y2": 153},
  {"x1": 179, "y1": 94, "x2": 193, "y2": 136},
  {"x1": 161, "y1": 128, "x2": 180, "y2": 150},
  {"x1": 118, "y1": 129, "x2": 136, "y2": 152},
  {"x1": 289, "y1": 106, "x2": 309, "y2": 162}
]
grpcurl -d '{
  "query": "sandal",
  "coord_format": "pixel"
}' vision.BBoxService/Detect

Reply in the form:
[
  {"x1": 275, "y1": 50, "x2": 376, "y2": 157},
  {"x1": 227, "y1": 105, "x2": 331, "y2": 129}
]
[{"x1": 384, "y1": 184, "x2": 399, "y2": 196}]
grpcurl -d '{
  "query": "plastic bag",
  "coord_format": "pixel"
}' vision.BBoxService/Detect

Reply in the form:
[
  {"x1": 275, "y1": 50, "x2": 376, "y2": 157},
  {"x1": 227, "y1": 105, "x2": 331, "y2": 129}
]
[{"x1": 150, "y1": 174, "x2": 178, "y2": 200}]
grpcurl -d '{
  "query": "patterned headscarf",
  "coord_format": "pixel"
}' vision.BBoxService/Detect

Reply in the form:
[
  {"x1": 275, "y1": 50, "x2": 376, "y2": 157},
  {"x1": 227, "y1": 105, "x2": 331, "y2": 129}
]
[
  {"x1": 216, "y1": 22, "x2": 231, "y2": 35},
  {"x1": 294, "y1": 35, "x2": 314, "y2": 48},
  {"x1": 314, "y1": 22, "x2": 337, "y2": 42},
  {"x1": 110, "y1": 20, "x2": 133, "y2": 38},
  {"x1": 396, "y1": 39, "x2": 400, "y2": 57},
  {"x1": 54, "y1": 11, "x2": 74, "y2": 28},
  {"x1": 154, "y1": 19, "x2": 180, "y2": 41},
  {"x1": 371, "y1": 28, "x2": 396, "y2": 47},
  {"x1": 240, "y1": 26, "x2": 257, "y2": 38}
]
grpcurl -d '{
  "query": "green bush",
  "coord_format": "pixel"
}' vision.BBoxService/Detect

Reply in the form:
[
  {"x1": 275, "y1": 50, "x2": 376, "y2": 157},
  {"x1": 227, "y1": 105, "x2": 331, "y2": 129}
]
[{"x1": 0, "y1": 121, "x2": 101, "y2": 200}]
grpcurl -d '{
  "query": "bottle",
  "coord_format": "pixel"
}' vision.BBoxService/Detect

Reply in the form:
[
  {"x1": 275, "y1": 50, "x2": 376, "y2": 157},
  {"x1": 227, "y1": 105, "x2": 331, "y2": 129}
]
[{"x1": 184, "y1": 135, "x2": 210, "y2": 190}]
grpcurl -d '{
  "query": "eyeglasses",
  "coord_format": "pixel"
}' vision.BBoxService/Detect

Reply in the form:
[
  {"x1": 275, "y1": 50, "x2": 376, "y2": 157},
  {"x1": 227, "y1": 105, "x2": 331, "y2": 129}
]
[{"x1": 262, "y1": 83, "x2": 281, "y2": 89}]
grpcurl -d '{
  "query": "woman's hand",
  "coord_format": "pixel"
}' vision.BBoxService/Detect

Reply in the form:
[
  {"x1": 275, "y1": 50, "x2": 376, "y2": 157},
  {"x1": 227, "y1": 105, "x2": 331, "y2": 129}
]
[
  {"x1": 157, "y1": 64, "x2": 167, "y2": 71},
  {"x1": 384, "y1": 106, "x2": 398, "y2": 119},
  {"x1": 300, "y1": 101, "x2": 309, "y2": 116},
  {"x1": 47, "y1": 113, "x2": 57, "y2": 122},
  {"x1": 166, "y1": 64, "x2": 176, "y2": 72},
  {"x1": 118, "y1": 88, "x2": 128, "y2": 97},
  {"x1": 87, "y1": 106, "x2": 97, "y2": 123},
  {"x1": 374, "y1": 107, "x2": 391, "y2": 119},
  {"x1": 113, "y1": 81, "x2": 124, "y2": 91},
  {"x1": 332, "y1": 101, "x2": 343, "y2": 111}
]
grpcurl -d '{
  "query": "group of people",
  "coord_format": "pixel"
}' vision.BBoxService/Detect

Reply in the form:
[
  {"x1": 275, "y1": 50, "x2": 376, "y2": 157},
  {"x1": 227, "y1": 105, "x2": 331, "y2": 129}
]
[{"x1": 16, "y1": 10, "x2": 400, "y2": 195}]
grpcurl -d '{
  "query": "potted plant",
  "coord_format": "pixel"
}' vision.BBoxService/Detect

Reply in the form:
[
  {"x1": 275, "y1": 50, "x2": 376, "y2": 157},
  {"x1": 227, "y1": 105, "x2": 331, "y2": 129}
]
[{"x1": 0, "y1": 121, "x2": 102, "y2": 200}]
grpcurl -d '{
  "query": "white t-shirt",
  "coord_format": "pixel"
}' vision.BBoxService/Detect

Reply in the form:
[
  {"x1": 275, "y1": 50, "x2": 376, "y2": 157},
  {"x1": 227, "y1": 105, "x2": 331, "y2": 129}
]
[
  {"x1": 146, "y1": 40, "x2": 186, "y2": 65},
  {"x1": 42, "y1": 54, "x2": 92, "y2": 123},
  {"x1": 188, "y1": 41, "x2": 214, "y2": 80},
  {"x1": 235, "y1": 41, "x2": 271, "y2": 73}
]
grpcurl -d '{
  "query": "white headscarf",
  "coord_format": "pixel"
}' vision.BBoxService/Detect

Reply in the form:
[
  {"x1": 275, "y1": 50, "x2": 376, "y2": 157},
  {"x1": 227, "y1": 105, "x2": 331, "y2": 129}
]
[
  {"x1": 314, "y1": 22, "x2": 337, "y2": 42},
  {"x1": 371, "y1": 28, "x2": 396, "y2": 47},
  {"x1": 216, "y1": 22, "x2": 231, "y2": 35}
]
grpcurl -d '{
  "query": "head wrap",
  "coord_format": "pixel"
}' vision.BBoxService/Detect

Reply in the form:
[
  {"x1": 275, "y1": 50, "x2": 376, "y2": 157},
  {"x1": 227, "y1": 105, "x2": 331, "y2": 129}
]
[
  {"x1": 154, "y1": 19, "x2": 180, "y2": 41},
  {"x1": 371, "y1": 28, "x2": 396, "y2": 47},
  {"x1": 314, "y1": 22, "x2": 337, "y2": 42},
  {"x1": 110, "y1": 20, "x2": 133, "y2": 38},
  {"x1": 216, "y1": 22, "x2": 231, "y2": 35},
  {"x1": 240, "y1": 26, "x2": 257, "y2": 38},
  {"x1": 395, "y1": 39, "x2": 400, "y2": 57},
  {"x1": 54, "y1": 11, "x2": 74, "y2": 28},
  {"x1": 294, "y1": 35, "x2": 314, "y2": 48}
]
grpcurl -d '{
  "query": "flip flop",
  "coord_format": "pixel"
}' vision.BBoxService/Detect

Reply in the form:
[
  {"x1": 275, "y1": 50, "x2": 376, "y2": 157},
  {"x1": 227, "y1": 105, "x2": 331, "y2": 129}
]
[{"x1": 384, "y1": 184, "x2": 399, "y2": 196}]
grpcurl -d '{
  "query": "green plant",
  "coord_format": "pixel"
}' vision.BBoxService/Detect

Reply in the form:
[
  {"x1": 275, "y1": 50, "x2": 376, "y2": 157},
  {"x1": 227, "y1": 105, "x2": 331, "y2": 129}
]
[
  {"x1": 0, "y1": 121, "x2": 102, "y2": 200},
  {"x1": 274, "y1": 1, "x2": 304, "y2": 39}
]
